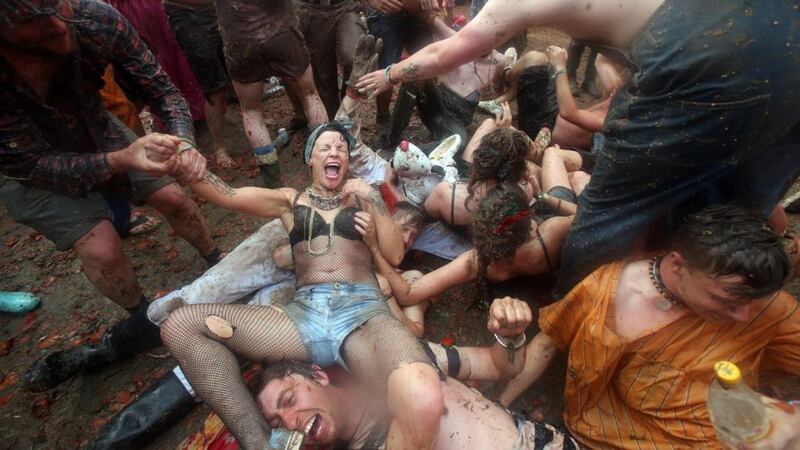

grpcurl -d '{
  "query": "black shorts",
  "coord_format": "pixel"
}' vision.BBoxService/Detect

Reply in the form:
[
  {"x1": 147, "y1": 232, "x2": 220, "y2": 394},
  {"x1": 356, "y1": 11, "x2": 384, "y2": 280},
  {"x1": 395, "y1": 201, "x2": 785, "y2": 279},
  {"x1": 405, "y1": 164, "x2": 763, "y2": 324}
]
[
  {"x1": 165, "y1": 3, "x2": 230, "y2": 95},
  {"x1": 517, "y1": 66, "x2": 559, "y2": 139},
  {"x1": 224, "y1": 25, "x2": 310, "y2": 83}
]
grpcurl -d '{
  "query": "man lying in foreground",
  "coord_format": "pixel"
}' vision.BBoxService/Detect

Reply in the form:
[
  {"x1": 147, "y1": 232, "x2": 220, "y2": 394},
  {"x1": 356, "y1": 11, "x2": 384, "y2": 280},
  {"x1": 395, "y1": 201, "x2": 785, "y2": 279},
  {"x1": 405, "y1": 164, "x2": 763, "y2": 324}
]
[{"x1": 257, "y1": 297, "x2": 580, "y2": 449}]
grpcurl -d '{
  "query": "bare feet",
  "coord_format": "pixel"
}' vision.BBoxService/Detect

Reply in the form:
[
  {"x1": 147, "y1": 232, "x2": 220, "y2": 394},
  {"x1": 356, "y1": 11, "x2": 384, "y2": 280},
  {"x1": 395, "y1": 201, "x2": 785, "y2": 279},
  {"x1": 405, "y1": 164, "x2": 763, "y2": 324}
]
[{"x1": 214, "y1": 148, "x2": 237, "y2": 169}]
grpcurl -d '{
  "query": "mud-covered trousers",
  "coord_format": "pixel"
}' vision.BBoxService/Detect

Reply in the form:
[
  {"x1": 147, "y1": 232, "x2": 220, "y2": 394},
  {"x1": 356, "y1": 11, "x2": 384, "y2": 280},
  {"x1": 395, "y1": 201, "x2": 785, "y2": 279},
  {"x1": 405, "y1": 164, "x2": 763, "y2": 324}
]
[
  {"x1": 296, "y1": 0, "x2": 365, "y2": 118},
  {"x1": 554, "y1": 0, "x2": 800, "y2": 296}
]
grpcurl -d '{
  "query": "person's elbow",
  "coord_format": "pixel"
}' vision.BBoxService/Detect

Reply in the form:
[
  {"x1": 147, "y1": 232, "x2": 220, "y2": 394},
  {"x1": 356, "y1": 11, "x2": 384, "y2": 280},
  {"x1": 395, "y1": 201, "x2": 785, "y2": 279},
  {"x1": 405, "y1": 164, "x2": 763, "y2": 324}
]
[
  {"x1": 384, "y1": 246, "x2": 404, "y2": 267},
  {"x1": 558, "y1": 107, "x2": 582, "y2": 125}
]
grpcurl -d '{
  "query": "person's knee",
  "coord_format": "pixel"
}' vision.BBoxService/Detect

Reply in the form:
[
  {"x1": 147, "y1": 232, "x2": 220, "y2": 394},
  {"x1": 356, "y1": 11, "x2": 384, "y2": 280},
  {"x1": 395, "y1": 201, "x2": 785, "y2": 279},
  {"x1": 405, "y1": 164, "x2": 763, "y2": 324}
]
[
  {"x1": 286, "y1": 65, "x2": 318, "y2": 94},
  {"x1": 205, "y1": 91, "x2": 226, "y2": 112},
  {"x1": 147, "y1": 183, "x2": 192, "y2": 215},
  {"x1": 389, "y1": 362, "x2": 444, "y2": 421},
  {"x1": 73, "y1": 221, "x2": 127, "y2": 268},
  {"x1": 160, "y1": 306, "x2": 196, "y2": 351}
]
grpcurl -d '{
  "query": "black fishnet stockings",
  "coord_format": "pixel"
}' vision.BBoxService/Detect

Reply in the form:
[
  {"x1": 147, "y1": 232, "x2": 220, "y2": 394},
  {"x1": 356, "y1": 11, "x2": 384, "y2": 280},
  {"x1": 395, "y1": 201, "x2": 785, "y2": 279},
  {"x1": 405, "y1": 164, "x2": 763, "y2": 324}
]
[
  {"x1": 161, "y1": 304, "x2": 307, "y2": 450},
  {"x1": 342, "y1": 314, "x2": 431, "y2": 386}
]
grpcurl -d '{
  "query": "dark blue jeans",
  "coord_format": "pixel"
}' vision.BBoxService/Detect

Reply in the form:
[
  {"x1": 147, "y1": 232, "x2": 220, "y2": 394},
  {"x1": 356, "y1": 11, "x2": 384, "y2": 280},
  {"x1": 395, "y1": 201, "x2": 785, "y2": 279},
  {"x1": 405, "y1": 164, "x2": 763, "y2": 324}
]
[
  {"x1": 366, "y1": 10, "x2": 430, "y2": 68},
  {"x1": 554, "y1": 0, "x2": 800, "y2": 296}
]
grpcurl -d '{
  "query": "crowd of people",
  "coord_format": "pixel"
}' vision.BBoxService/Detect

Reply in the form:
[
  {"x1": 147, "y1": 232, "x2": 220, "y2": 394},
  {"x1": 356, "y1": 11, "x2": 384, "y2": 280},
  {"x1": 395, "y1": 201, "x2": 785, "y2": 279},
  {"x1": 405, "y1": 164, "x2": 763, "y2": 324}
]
[{"x1": 1, "y1": 0, "x2": 799, "y2": 449}]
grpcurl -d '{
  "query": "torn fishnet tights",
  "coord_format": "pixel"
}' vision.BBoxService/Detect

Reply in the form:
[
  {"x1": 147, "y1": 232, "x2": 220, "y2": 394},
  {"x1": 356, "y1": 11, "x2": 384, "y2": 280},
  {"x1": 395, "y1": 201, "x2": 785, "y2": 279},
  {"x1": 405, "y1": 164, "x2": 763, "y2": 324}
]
[
  {"x1": 161, "y1": 304, "x2": 307, "y2": 450},
  {"x1": 342, "y1": 313, "x2": 432, "y2": 386}
]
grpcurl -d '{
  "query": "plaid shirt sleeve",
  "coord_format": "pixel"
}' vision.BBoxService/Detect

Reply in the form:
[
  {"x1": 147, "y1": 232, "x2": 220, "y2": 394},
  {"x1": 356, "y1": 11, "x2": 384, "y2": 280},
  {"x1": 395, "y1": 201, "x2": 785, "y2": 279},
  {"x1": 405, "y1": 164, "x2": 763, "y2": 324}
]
[
  {"x1": 0, "y1": 112, "x2": 113, "y2": 196},
  {"x1": 106, "y1": 5, "x2": 195, "y2": 140}
]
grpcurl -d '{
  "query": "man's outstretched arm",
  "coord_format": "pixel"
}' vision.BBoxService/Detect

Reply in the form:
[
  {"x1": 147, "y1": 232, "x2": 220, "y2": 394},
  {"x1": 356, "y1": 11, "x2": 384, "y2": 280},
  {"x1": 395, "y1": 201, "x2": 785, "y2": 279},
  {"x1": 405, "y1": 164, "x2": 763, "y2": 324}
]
[{"x1": 357, "y1": 0, "x2": 566, "y2": 94}]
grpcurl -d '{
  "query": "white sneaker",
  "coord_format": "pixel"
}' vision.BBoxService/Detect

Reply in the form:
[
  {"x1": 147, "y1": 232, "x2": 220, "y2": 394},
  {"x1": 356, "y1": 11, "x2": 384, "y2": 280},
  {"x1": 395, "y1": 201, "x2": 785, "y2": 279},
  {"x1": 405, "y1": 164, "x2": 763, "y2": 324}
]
[
  {"x1": 504, "y1": 47, "x2": 518, "y2": 66},
  {"x1": 478, "y1": 100, "x2": 503, "y2": 116}
]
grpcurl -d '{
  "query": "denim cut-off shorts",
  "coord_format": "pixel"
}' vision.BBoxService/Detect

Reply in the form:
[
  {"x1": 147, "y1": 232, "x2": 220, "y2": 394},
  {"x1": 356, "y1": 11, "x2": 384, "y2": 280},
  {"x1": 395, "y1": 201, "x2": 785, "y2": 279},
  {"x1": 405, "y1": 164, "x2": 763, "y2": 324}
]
[{"x1": 283, "y1": 282, "x2": 389, "y2": 368}]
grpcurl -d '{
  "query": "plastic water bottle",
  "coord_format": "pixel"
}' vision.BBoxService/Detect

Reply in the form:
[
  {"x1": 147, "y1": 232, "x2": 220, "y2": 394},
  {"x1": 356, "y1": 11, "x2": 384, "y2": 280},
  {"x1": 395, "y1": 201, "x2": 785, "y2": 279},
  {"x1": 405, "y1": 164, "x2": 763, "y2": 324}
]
[{"x1": 707, "y1": 361, "x2": 770, "y2": 446}]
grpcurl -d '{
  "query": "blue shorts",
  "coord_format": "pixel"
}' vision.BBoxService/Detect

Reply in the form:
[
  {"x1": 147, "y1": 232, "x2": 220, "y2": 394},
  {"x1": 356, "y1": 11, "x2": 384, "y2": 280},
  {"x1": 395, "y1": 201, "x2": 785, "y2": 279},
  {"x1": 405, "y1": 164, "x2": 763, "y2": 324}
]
[{"x1": 283, "y1": 282, "x2": 389, "y2": 368}]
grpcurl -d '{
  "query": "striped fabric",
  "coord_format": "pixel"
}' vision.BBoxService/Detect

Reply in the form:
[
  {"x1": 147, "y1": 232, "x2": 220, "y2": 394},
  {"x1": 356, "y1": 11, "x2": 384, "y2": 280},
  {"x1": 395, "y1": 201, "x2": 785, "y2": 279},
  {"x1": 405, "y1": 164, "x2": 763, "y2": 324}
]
[{"x1": 540, "y1": 262, "x2": 800, "y2": 449}]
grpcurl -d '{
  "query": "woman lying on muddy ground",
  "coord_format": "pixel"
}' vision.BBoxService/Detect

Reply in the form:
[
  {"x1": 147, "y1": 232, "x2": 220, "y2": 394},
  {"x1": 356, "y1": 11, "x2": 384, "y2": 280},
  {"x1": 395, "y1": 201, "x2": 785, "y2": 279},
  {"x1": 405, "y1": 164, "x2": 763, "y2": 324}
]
[
  {"x1": 150, "y1": 122, "x2": 444, "y2": 450},
  {"x1": 376, "y1": 181, "x2": 576, "y2": 311},
  {"x1": 425, "y1": 108, "x2": 590, "y2": 232}
]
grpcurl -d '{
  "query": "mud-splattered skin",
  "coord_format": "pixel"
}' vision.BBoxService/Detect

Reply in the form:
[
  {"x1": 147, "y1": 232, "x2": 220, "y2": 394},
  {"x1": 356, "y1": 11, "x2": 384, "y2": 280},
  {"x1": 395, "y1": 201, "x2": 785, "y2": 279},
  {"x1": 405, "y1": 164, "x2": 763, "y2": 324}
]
[
  {"x1": 359, "y1": 0, "x2": 664, "y2": 92},
  {"x1": 260, "y1": 373, "x2": 519, "y2": 450}
]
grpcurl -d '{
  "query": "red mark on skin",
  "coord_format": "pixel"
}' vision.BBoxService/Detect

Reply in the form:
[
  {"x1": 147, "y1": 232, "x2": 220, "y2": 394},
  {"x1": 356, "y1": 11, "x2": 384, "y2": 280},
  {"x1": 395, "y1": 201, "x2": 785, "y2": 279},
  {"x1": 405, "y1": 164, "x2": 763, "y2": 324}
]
[{"x1": 380, "y1": 182, "x2": 398, "y2": 214}]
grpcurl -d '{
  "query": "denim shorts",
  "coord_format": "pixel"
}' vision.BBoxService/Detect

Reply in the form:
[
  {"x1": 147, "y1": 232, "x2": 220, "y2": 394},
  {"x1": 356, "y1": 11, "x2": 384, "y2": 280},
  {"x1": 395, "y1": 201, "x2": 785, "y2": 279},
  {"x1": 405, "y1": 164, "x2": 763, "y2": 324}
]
[{"x1": 283, "y1": 282, "x2": 389, "y2": 368}]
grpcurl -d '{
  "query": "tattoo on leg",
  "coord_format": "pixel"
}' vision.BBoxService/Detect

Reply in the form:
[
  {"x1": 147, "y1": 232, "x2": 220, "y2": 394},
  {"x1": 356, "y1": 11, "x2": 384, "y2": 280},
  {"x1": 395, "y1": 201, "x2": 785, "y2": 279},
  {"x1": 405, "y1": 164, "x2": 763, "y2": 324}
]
[
  {"x1": 202, "y1": 172, "x2": 236, "y2": 197},
  {"x1": 368, "y1": 191, "x2": 389, "y2": 216},
  {"x1": 402, "y1": 63, "x2": 421, "y2": 81}
]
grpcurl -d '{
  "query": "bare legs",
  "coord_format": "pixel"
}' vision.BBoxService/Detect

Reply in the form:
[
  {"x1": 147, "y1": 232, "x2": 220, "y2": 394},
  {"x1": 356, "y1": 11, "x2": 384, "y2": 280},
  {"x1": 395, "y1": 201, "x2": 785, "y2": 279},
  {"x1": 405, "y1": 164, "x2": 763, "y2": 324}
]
[
  {"x1": 144, "y1": 183, "x2": 216, "y2": 257},
  {"x1": 282, "y1": 65, "x2": 328, "y2": 128},
  {"x1": 205, "y1": 90, "x2": 235, "y2": 168},
  {"x1": 71, "y1": 183, "x2": 214, "y2": 309},
  {"x1": 73, "y1": 220, "x2": 142, "y2": 309},
  {"x1": 233, "y1": 80, "x2": 273, "y2": 149}
]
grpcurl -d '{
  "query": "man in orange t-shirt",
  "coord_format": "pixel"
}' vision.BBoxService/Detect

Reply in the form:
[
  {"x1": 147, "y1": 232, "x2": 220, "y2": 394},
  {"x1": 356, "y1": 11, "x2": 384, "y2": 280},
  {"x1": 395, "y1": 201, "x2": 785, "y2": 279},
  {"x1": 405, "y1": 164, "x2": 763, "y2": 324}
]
[{"x1": 501, "y1": 205, "x2": 800, "y2": 449}]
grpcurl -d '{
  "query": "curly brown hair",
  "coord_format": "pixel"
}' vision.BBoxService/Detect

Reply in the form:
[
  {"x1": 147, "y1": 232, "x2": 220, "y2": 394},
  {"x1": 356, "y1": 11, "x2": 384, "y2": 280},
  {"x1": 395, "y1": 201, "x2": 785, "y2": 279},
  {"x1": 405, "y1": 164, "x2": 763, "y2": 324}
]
[
  {"x1": 470, "y1": 184, "x2": 532, "y2": 308},
  {"x1": 466, "y1": 128, "x2": 530, "y2": 199}
]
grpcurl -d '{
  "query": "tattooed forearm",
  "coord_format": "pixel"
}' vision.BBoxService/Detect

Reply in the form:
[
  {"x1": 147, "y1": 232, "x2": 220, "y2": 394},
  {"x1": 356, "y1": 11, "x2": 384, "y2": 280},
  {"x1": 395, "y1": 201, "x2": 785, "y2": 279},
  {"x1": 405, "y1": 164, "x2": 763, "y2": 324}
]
[
  {"x1": 401, "y1": 63, "x2": 421, "y2": 81},
  {"x1": 368, "y1": 191, "x2": 389, "y2": 216},
  {"x1": 201, "y1": 171, "x2": 236, "y2": 197}
]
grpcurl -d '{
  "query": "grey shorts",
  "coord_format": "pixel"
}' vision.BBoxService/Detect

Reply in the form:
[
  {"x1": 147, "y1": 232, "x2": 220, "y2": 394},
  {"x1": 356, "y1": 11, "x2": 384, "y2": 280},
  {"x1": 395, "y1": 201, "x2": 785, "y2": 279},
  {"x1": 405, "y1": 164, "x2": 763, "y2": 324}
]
[{"x1": 0, "y1": 171, "x2": 173, "y2": 251}]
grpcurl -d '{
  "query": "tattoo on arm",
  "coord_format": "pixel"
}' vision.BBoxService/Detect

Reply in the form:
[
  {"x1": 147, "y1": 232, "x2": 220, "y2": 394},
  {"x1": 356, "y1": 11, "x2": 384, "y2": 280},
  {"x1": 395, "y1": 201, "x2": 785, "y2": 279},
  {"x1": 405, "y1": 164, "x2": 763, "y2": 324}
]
[
  {"x1": 201, "y1": 171, "x2": 235, "y2": 197},
  {"x1": 402, "y1": 63, "x2": 421, "y2": 81},
  {"x1": 368, "y1": 191, "x2": 389, "y2": 215}
]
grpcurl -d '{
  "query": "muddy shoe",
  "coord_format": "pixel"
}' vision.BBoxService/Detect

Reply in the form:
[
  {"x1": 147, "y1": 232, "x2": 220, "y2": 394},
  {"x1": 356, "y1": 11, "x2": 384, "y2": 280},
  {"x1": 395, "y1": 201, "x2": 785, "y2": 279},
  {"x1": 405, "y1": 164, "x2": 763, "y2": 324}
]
[
  {"x1": 22, "y1": 301, "x2": 162, "y2": 392},
  {"x1": 22, "y1": 339, "x2": 116, "y2": 392},
  {"x1": 88, "y1": 371, "x2": 197, "y2": 450},
  {"x1": 0, "y1": 291, "x2": 40, "y2": 314},
  {"x1": 260, "y1": 162, "x2": 283, "y2": 189},
  {"x1": 273, "y1": 128, "x2": 291, "y2": 150}
]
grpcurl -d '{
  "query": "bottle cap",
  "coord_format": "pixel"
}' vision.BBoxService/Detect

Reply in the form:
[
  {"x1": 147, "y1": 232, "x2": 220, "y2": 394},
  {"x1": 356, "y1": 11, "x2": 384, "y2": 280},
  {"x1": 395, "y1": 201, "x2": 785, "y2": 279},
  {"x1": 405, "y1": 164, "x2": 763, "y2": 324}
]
[{"x1": 714, "y1": 361, "x2": 742, "y2": 387}]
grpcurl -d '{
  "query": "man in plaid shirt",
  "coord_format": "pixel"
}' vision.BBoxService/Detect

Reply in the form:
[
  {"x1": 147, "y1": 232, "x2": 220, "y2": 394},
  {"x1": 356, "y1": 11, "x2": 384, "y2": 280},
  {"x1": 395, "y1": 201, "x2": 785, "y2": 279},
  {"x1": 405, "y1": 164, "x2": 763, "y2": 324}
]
[{"x1": 0, "y1": 0, "x2": 220, "y2": 391}]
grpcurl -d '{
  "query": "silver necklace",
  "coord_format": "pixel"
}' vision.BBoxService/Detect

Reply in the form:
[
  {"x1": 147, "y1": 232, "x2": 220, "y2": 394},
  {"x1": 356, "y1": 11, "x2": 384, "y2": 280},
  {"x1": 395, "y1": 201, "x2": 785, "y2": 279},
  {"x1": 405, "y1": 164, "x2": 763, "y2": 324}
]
[
  {"x1": 649, "y1": 255, "x2": 685, "y2": 311},
  {"x1": 306, "y1": 187, "x2": 342, "y2": 211},
  {"x1": 306, "y1": 208, "x2": 335, "y2": 256}
]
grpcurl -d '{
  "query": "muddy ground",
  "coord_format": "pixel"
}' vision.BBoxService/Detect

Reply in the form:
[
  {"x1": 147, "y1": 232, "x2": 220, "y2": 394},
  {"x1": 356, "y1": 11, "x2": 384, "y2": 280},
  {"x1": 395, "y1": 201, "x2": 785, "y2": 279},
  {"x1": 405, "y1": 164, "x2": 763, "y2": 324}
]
[{"x1": 1, "y1": 26, "x2": 799, "y2": 450}]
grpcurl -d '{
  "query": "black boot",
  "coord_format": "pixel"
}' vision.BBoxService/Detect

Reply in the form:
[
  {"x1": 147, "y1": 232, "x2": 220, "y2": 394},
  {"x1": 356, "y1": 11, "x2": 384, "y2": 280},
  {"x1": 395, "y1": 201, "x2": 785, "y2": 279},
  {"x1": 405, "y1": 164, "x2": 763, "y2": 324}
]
[
  {"x1": 22, "y1": 300, "x2": 162, "y2": 392},
  {"x1": 259, "y1": 162, "x2": 283, "y2": 189},
  {"x1": 88, "y1": 371, "x2": 197, "y2": 450}
]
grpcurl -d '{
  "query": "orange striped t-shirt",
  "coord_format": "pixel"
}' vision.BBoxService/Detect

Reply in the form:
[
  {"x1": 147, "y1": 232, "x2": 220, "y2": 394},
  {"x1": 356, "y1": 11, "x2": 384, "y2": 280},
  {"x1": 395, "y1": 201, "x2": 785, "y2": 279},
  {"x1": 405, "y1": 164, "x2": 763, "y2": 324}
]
[{"x1": 540, "y1": 262, "x2": 800, "y2": 450}]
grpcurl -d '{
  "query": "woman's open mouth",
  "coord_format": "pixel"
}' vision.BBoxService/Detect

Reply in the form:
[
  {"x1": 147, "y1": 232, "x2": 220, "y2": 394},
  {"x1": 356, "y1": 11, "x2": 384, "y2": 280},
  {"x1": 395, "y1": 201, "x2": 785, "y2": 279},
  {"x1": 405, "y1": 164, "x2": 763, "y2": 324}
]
[{"x1": 324, "y1": 162, "x2": 340, "y2": 180}]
